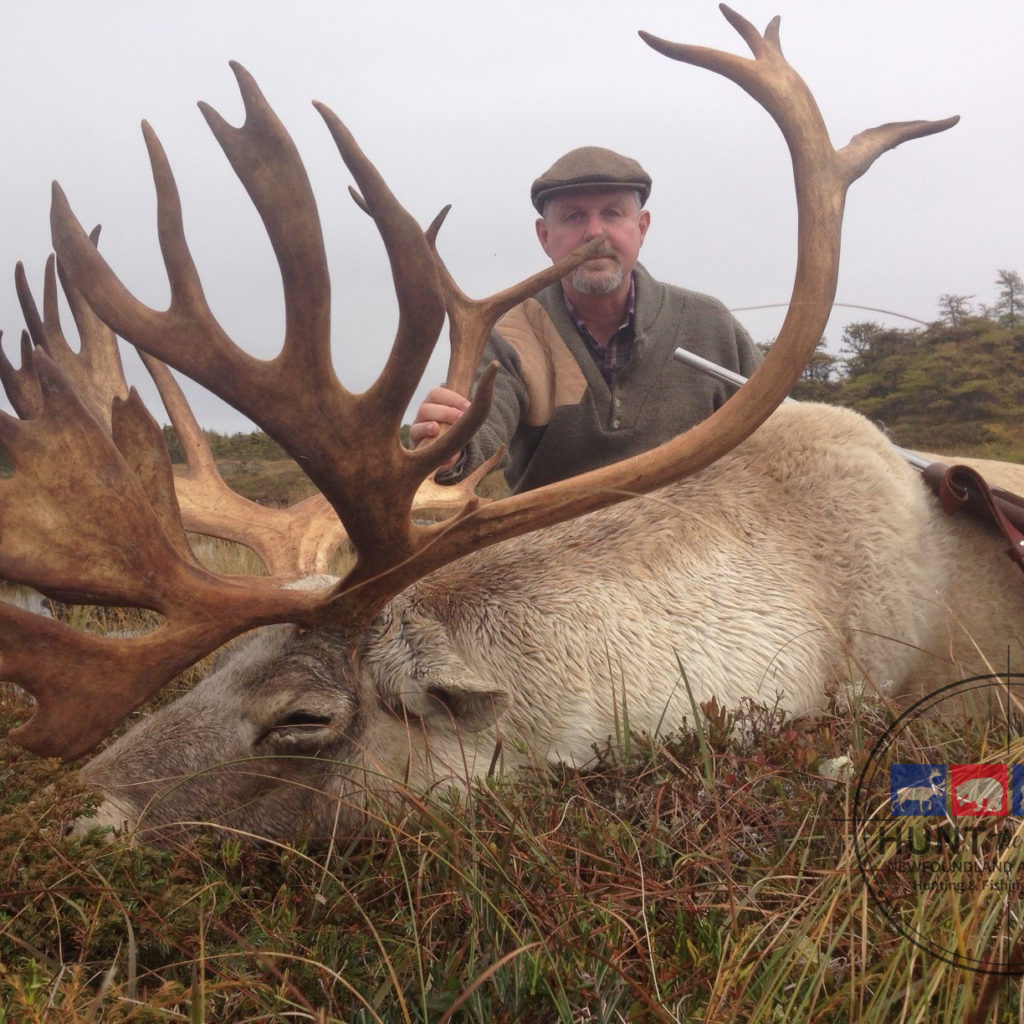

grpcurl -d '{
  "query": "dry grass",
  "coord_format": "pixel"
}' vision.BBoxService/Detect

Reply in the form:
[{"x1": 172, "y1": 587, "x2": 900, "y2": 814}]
[{"x1": 5, "y1": 677, "x2": 1023, "y2": 1021}]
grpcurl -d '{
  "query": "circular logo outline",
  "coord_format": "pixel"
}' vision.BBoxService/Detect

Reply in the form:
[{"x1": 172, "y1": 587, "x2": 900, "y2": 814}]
[{"x1": 853, "y1": 672, "x2": 1024, "y2": 975}]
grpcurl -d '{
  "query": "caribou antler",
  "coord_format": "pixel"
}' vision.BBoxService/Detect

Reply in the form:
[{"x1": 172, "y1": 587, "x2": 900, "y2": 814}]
[
  {"x1": 0, "y1": 346, "x2": 342, "y2": 757},
  {"x1": 134, "y1": 352, "x2": 506, "y2": 573},
  {"x1": 423, "y1": 205, "x2": 610, "y2": 397},
  {"x1": 4, "y1": 246, "x2": 505, "y2": 580},
  {"x1": 4, "y1": 246, "x2": 352, "y2": 579},
  {"x1": 4, "y1": 7, "x2": 957, "y2": 760},
  {"x1": 1, "y1": 234, "x2": 128, "y2": 429},
  {"x1": 50, "y1": 65, "x2": 481, "y2": 574}
]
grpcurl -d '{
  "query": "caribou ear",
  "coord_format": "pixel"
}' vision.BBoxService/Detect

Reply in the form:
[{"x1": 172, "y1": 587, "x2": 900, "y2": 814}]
[
  {"x1": 367, "y1": 607, "x2": 510, "y2": 732},
  {"x1": 400, "y1": 676, "x2": 509, "y2": 733}
]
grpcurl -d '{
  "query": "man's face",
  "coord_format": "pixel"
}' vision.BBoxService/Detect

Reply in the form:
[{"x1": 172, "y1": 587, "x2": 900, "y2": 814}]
[{"x1": 536, "y1": 189, "x2": 650, "y2": 296}]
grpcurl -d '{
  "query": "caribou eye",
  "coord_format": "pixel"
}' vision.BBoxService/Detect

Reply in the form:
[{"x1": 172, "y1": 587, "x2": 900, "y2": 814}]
[
  {"x1": 271, "y1": 711, "x2": 332, "y2": 732},
  {"x1": 256, "y1": 710, "x2": 336, "y2": 750}
]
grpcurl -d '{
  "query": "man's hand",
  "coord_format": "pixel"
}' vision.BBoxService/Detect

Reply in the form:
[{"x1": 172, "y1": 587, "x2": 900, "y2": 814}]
[{"x1": 410, "y1": 386, "x2": 471, "y2": 469}]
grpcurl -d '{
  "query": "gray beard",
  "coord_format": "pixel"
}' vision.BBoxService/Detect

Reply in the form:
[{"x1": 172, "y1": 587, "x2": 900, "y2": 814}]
[{"x1": 569, "y1": 261, "x2": 625, "y2": 295}]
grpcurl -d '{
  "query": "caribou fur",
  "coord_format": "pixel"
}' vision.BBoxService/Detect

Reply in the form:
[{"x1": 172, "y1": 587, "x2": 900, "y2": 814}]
[{"x1": 77, "y1": 402, "x2": 1024, "y2": 842}]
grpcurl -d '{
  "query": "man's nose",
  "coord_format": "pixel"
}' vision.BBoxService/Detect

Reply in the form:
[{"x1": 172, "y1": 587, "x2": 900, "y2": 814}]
[{"x1": 582, "y1": 214, "x2": 604, "y2": 239}]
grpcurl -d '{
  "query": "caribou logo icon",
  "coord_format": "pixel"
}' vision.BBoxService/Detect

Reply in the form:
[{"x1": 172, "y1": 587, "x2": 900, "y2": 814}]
[{"x1": 890, "y1": 764, "x2": 946, "y2": 816}]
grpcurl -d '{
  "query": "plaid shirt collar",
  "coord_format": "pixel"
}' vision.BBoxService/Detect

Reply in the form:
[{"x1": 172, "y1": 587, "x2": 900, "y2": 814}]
[{"x1": 562, "y1": 274, "x2": 637, "y2": 388}]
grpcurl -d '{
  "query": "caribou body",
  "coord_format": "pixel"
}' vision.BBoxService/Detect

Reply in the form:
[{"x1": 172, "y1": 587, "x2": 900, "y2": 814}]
[
  {"x1": 77, "y1": 402, "x2": 1024, "y2": 841},
  {"x1": 2, "y1": 10, "x2": 1012, "y2": 845}
]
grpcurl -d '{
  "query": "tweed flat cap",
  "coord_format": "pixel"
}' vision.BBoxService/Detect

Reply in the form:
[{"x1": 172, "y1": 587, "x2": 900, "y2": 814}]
[{"x1": 531, "y1": 146, "x2": 652, "y2": 212}]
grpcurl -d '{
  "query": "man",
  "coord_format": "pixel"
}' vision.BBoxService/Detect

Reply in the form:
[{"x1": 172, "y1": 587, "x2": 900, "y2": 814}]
[{"x1": 410, "y1": 146, "x2": 762, "y2": 493}]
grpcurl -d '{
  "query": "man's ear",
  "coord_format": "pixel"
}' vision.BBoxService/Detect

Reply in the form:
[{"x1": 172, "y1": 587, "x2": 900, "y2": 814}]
[
  {"x1": 368, "y1": 609, "x2": 510, "y2": 732},
  {"x1": 638, "y1": 208, "x2": 651, "y2": 243},
  {"x1": 535, "y1": 215, "x2": 551, "y2": 257}
]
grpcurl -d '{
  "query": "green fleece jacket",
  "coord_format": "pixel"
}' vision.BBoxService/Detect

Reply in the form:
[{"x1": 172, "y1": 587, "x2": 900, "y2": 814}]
[{"x1": 464, "y1": 264, "x2": 762, "y2": 493}]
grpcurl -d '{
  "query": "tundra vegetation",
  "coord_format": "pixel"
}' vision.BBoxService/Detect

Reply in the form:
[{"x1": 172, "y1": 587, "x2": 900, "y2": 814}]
[
  {"x1": 790, "y1": 286, "x2": 1024, "y2": 459},
  {"x1": 3, "y1": 657, "x2": 1024, "y2": 1021}
]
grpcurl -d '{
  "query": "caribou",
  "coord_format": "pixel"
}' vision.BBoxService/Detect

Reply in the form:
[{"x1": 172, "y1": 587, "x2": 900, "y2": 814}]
[{"x1": 2, "y1": 8, "x2": 1020, "y2": 843}]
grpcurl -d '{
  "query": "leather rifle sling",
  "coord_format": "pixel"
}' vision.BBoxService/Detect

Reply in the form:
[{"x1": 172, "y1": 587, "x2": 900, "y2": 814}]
[{"x1": 923, "y1": 462, "x2": 1024, "y2": 575}]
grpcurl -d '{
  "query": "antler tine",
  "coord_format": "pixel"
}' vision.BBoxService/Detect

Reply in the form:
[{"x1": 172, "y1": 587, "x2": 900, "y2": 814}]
[
  {"x1": 0, "y1": 330, "x2": 42, "y2": 420},
  {"x1": 314, "y1": 101, "x2": 446, "y2": 422},
  {"x1": 424, "y1": 205, "x2": 609, "y2": 397},
  {"x1": 2, "y1": 260, "x2": 83, "y2": 423},
  {"x1": 13, "y1": 244, "x2": 130, "y2": 434},
  {"x1": 200, "y1": 63, "x2": 339, "y2": 388},
  {"x1": 142, "y1": 352, "x2": 347, "y2": 577},
  {"x1": 54, "y1": 235, "x2": 133, "y2": 426}
]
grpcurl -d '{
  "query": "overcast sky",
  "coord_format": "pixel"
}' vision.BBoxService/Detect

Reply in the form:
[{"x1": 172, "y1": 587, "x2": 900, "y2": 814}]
[{"x1": 0, "y1": 1, "x2": 1020, "y2": 433}]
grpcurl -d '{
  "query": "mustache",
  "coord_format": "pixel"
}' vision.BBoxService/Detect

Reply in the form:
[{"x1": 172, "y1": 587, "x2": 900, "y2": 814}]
[{"x1": 570, "y1": 258, "x2": 625, "y2": 294}]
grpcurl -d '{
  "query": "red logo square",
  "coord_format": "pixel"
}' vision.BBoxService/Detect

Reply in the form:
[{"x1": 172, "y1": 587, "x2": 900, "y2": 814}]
[{"x1": 950, "y1": 764, "x2": 1008, "y2": 817}]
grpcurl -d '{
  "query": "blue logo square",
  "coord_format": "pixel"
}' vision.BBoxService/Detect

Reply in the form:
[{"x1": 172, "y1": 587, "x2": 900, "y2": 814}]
[
  {"x1": 890, "y1": 764, "x2": 946, "y2": 816},
  {"x1": 1012, "y1": 765, "x2": 1024, "y2": 817}
]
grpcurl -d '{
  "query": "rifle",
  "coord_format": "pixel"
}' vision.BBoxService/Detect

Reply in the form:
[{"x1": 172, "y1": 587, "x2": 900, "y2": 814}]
[{"x1": 673, "y1": 347, "x2": 1024, "y2": 573}]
